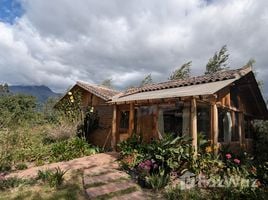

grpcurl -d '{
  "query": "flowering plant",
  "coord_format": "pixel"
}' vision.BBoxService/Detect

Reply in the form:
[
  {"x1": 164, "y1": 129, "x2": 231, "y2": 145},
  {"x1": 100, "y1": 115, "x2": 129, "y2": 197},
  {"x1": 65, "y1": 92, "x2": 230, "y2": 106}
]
[
  {"x1": 226, "y1": 153, "x2": 232, "y2": 159},
  {"x1": 138, "y1": 159, "x2": 158, "y2": 174}
]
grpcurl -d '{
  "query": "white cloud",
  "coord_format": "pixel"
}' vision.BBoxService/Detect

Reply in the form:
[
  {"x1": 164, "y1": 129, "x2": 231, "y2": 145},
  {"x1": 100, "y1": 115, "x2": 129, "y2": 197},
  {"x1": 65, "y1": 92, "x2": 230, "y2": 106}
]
[{"x1": 0, "y1": 0, "x2": 267, "y2": 98}]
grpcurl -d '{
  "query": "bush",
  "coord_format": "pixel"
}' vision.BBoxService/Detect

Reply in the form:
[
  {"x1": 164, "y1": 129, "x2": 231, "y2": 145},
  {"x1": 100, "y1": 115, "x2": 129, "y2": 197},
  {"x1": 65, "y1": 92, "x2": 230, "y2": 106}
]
[
  {"x1": 37, "y1": 167, "x2": 68, "y2": 188},
  {"x1": 15, "y1": 163, "x2": 28, "y2": 170},
  {"x1": 49, "y1": 137, "x2": 99, "y2": 162},
  {"x1": 118, "y1": 134, "x2": 144, "y2": 157},
  {"x1": 118, "y1": 134, "x2": 193, "y2": 174},
  {"x1": 43, "y1": 122, "x2": 78, "y2": 143},
  {"x1": 146, "y1": 168, "x2": 170, "y2": 191},
  {"x1": 0, "y1": 94, "x2": 38, "y2": 128},
  {"x1": 254, "y1": 120, "x2": 268, "y2": 186},
  {"x1": 0, "y1": 162, "x2": 12, "y2": 173},
  {"x1": 145, "y1": 134, "x2": 192, "y2": 173},
  {"x1": 0, "y1": 177, "x2": 35, "y2": 190}
]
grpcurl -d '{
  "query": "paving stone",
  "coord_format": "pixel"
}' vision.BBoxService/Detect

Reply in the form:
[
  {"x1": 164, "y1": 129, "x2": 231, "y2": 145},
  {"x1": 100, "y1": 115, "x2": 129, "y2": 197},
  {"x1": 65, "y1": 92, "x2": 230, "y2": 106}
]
[
  {"x1": 110, "y1": 190, "x2": 148, "y2": 200},
  {"x1": 85, "y1": 180, "x2": 137, "y2": 199},
  {"x1": 83, "y1": 164, "x2": 119, "y2": 176},
  {"x1": 84, "y1": 171, "x2": 130, "y2": 186}
]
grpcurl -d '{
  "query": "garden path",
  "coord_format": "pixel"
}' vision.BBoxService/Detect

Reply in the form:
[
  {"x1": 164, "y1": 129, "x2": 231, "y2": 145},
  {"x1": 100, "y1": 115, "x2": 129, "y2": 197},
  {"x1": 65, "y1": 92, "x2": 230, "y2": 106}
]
[
  {"x1": 5, "y1": 152, "x2": 155, "y2": 199},
  {"x1": 6, "y1": 152, "x2": 119, "y2": 179}
]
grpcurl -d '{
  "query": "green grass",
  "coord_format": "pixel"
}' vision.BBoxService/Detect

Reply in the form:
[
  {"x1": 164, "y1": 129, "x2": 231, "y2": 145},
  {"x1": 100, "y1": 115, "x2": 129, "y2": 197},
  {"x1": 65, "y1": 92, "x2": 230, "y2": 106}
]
[
  {"x1": 94, "y1": 186, "x2": 138, "y2": 200},
  {"x1": 0, "y1": 170, "x2": 87, "y2": 200},
  {"x1": 0, "y1": 124, "x2": 99, "y2": 172}
]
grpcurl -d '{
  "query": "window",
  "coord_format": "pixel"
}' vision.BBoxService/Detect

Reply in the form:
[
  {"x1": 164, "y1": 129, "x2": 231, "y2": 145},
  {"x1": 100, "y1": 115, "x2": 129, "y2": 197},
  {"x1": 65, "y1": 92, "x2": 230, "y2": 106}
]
[
  {"x1": 163, "y1": 108, "x2": 183, "y2": 136},
  {"x1": 218, "y1": 109, "x2": 232, "y2": 143},
  {"x1": 230, "y1": 87, "x2": 239, "y2": 108},
  {"x1": 197, "y1": 105, "x2": 210, "y2": 139},
  {"x1": 120, "y1": 111, "x2": 129, "y2": 129},
  {"x1": 231, "y1": 112, "x2": 239, "y2": 141}
]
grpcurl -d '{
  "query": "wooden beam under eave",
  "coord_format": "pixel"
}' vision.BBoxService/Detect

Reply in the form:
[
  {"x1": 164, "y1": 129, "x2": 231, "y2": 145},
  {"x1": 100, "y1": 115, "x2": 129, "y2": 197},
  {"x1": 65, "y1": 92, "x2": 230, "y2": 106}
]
[
  {"x1": 111, "y1": 104, "x2": 118, "y2": 151},
  {"x1": 190, "y1": 98, "x2": 198, "y2": 155},
  {"x1": 128, "y1": 103, "x2": 135, "y2": 136}
]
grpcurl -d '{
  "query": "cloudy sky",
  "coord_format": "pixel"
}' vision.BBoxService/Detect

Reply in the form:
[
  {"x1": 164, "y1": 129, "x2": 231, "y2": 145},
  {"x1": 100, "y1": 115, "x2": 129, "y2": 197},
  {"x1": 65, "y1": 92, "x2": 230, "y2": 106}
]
[{"x1": 0, "y1": 0, "x2": 268, "y2": 97}]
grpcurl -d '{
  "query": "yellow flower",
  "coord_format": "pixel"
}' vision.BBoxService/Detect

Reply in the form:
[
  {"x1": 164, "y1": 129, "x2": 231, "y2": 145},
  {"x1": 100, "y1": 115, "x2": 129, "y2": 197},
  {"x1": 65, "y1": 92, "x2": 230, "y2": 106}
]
[
  {"x1": 68, "y1": 91, "x2": 72, "y2": 95},
  {"x1": 205, "y1": 146, "x2": 212, "y2": 153}
]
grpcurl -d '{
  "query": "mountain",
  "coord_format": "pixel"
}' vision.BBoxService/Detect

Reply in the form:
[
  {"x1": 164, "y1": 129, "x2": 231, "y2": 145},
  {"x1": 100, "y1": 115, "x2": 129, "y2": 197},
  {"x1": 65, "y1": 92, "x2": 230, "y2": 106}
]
[{"x1": 9, "y1": 85, "x2": 61, "y2": 103}]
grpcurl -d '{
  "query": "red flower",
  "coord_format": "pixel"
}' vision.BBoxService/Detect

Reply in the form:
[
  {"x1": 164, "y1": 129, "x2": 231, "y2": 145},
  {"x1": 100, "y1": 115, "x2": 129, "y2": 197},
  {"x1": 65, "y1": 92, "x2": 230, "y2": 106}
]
[
  {"x1": 233, "y1": 159, "x2": 240, "y2": 164},
  {"x1": 226, "y1": 153, "x2": 232, "y2": 159}
]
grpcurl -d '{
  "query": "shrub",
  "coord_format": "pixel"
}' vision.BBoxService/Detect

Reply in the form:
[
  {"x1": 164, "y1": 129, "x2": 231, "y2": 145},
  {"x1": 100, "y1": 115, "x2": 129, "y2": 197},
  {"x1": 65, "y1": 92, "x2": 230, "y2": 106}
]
[
  {"x1": 43, "y1": 122, "x2": 78, "y2": 143},
  {"x1": 0, "y1": 177, "x2": 35, "y2": 190},
  {"x1": 118, "y1": 134, "x2": 144, "y2": 156},
  {"x1": 49, "y1": 137, "x2": 99, "y2": 162},
  {"x1": 15, "y1": 163, "x2": 28, "y2": 170},
  {"x1": 0, "y1": 162, "x2": 12, "y2": 173},
  {"x1": 146, "y1": 168, "x2": 170, "y2": 191},
  {"x1": 37, "y1": 167, "x2": 68, "y2": 188},
  {"x1": 145, "y1": 134, "x2": 192, "y2": 173}
]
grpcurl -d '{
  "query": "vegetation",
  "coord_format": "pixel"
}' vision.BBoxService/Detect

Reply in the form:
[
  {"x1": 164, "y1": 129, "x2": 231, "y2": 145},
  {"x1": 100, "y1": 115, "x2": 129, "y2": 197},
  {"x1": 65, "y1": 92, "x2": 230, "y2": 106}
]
[
  {"x1": 37, "y1": 167, "x2": 68, "y2": 188},
  {"x1": 140, "y1": 74, "x2": 153, "y2": 87},
  {"x1": 0, "y1": 170, "x2": 86, "y2": 200},
  {"x1": 100, "y1": 78, "x2": 114, "y2": 89},
  {"x1": 0, "y1": 84, "x2": 99, "y2": 173},
  {"x1": 118, "y1": 132, "x2": 268, "y2": 199},
  {"x1": 169, "y1": 61, "x2": 192, "y2": 80},
  {"x1": 205, "y1": 45, "x2": 229, "y2": 75}
]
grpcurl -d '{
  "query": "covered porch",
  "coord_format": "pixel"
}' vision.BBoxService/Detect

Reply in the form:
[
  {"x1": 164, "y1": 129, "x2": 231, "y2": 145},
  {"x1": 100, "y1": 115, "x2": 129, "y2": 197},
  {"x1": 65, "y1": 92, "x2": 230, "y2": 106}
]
[{"x1": 109, "y1": 66, "x2": 268, "y2": 153}]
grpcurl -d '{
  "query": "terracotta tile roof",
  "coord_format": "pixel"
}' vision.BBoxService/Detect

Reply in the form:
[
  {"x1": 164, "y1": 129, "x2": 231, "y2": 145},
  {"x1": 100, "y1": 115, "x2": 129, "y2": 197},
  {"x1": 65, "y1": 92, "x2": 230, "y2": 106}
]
[
  {"x1": 119, "y1": 65, "x2": 252, "y2": 98},
  {"x1": 77, "y1": 81, "x2": 120, "y2": 101}
]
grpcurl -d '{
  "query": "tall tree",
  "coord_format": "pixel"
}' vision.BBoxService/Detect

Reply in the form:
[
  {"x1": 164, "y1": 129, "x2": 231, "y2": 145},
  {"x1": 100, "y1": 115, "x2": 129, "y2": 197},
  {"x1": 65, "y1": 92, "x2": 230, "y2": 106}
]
[
  {"x1": 169, "y1": 61, "x2": 192, "y2": 80},
  {"x1": 100, "y1": 79, "x2": 113, "y2": 89},
  {"x1": 140, "y1": 74, "x2": 153, "y2": 87},
  {"x1": 246, "y1": 58, "x2": 256, "y2": 67},
  {"x1": 205, "y1": 45, "x2": 229, "y2": 75},
  {"x1": 247, "y1": 59, "x2": 264, "y2": 89},
  {"x1": 0, "y1": 83, "x2": 9, "y2": 95}
]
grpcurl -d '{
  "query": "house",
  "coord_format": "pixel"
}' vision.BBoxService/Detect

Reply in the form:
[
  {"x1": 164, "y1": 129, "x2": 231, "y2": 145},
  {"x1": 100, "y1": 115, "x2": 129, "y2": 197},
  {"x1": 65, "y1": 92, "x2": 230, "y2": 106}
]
[
  {"x1": 110, "y1": 65, "x2": 268, "y2": 152},
  {"x1": 56, "y1": 65, "x2": 268, "y2": 152},
  {"x1": 55, "y1": 81, "x2": 120, "y2": 148}
]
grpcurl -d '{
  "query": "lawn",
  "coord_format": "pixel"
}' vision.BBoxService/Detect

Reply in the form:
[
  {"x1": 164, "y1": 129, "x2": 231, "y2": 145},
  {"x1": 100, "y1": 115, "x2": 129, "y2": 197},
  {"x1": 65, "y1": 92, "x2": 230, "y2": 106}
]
[{"x1": 0, "y1": 169, "x2": 87, "y2": 200}]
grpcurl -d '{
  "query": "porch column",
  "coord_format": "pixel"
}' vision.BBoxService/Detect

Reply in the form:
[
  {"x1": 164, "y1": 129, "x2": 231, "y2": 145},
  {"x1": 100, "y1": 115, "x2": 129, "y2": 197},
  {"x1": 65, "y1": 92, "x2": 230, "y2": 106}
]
[
  {"x1": 153, "y1": 105, "x2": 159, "y2": 140},
  {"x1": 212, "y1": 103, "x2": 219, "y2": 153},
  {"x1": 190, "y1": 98, "x2": 198, "y2": 155},
  {"x1": 238, "y1": 112, "x2": 245, "y2": 148},
  {"x1": 129, "y1": 103, "x2": 135, "y2": 136},
  {"x1": 112, "y1": 104, "x2": 118, "y2": 150}
]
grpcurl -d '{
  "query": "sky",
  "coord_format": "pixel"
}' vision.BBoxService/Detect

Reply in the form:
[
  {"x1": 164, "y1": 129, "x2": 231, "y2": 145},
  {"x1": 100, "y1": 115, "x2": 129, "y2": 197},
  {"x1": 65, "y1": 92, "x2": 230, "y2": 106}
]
[{"x1": 0, "y1": 0, "x2": 268, "y2": 98}]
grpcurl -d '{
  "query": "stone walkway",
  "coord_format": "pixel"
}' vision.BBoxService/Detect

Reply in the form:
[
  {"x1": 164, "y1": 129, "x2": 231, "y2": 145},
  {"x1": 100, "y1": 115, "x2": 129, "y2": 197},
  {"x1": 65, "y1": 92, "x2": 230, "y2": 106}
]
[
  {"x1": 83, "y1": 161, "x2": 150, "y2": 199},
  {"x1": 6, "y1": 152, "x2": 119, "y2": 179},
  {"x1": 6, "y1": 152, "x2": 154, "y2": 199}
]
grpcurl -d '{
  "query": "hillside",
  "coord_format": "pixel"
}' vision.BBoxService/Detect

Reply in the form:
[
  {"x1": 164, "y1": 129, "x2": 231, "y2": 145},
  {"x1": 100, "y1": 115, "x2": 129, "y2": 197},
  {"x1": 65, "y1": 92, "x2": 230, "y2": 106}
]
[{"x1": 9, "y1": 85, "x2": 61, "y2": 103}]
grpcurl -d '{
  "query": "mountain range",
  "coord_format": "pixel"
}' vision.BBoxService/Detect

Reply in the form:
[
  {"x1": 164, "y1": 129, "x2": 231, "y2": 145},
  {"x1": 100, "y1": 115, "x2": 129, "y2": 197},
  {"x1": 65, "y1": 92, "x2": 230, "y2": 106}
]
[{"x1": 9, "y1": 85, "x2": 61, "y2": 103}]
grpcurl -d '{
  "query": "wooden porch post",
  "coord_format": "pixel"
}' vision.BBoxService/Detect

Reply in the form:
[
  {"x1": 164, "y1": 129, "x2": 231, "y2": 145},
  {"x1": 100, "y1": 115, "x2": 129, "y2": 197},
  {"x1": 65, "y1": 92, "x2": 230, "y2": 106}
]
[
  {"x1": 112, "y1": 104, "x2": 118, "y2": 151},
  {"x1": 191, "y1": 98, "x2": 198, "y2": 155},
  {"x1": 238, "y1": 112, "x2": 245, "y2": 148},
  {"x1": 212, "y1": 103, "x2": 219, "y2": 153},
  {"x1": 129, "y1": 103, "x2": 135, "y2": 136},
  {"x1": 153, "y1": 105, "x2": 159, "y2": 140}
]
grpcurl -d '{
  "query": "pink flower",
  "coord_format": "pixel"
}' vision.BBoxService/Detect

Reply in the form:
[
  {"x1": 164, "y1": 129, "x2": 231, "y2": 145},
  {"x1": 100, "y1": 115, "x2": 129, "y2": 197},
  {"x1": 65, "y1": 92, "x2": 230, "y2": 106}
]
[
  {"x1": 233, "y1": 159, "x2": 240, "y2": 164},
  {"x1": 144, "y1": 160, "x2": 152, "y2": 166},
  {"x1": 226, "y1": 154, "x2": 232, "y2": 159},
  {"x1": 144, "y1": 165, "x2": 151, "y2": 172},
  {"x1": 153, "y1": 164, "x2": 158, "y2": 169}
]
